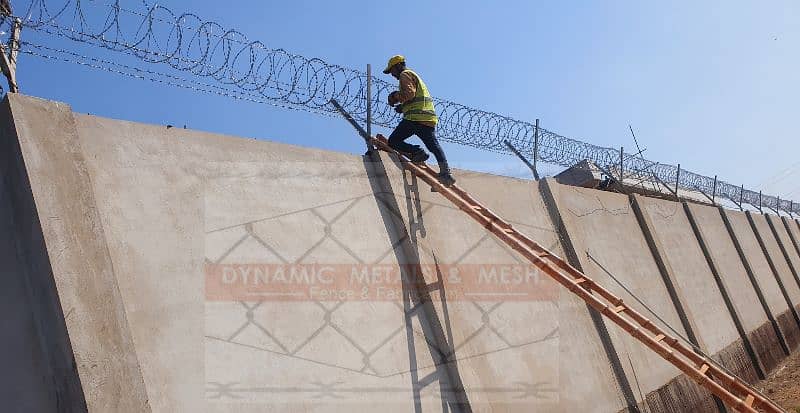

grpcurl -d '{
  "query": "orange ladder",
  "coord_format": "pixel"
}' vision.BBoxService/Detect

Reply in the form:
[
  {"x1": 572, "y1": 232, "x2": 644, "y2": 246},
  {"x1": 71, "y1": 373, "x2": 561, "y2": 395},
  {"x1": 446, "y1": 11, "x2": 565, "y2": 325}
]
[
  {"x1": 328, "y1": 99, "x2": 784, "y2": 412},
  {"x1": 372, "y1": 132, "x2": 784, "y2": 413}
]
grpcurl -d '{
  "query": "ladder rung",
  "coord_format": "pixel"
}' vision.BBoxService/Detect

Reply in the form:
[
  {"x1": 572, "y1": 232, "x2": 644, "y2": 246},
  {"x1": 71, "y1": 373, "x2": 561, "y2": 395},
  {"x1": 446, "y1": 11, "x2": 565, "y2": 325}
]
[
  {"x1": 575, "y1": 278, "x2": 591, "y2": 290},
  {"x1": 612, "y1": 305, "x2": 626, "y2": 314},
  {"x1": 744, "y1": 394, "x2": 755, "y2": 407},
  {"x1": 698, "y1": 364, "x2": 709, "y2": 376},
  {"x1": 653, "y1": 334, "x2": 666, "y2": 343},
  {"x1": 489, "y1": 217, "x2": 511, "y2": 229}
]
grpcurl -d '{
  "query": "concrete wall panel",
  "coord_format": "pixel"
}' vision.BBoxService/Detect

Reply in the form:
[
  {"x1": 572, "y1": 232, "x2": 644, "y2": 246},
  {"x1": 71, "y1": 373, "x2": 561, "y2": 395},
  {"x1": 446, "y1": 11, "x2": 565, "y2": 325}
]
[
  {"x1": 636, "y1": 197, "x2": 737, "y2": 353},
  {"x1": 686, "y1": 205, "x2": 767, "y2": 333},
  {"x1": 3, "y1": 94, "x2": 150, "y2": 412}
]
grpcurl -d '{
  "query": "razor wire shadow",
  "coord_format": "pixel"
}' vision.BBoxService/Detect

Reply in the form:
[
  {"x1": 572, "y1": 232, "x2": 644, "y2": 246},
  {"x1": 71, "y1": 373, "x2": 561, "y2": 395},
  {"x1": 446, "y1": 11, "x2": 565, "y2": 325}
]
[{"x1": 363, "y1": 150, "x2": 472, "y2": 413}]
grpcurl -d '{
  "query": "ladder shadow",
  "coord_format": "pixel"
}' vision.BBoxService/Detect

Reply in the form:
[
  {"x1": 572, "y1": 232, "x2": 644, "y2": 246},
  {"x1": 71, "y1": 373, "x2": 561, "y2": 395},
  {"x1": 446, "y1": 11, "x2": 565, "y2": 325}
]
[{"x1": 363, "y1": 151, "x2": 472, "y2": 413}]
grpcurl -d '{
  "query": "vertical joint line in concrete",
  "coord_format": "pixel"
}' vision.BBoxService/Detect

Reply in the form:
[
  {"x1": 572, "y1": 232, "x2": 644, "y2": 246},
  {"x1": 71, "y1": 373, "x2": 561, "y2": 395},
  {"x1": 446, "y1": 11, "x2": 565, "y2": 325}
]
[
  {"x1": 683, "y1": 203, "x2": 766, "y2": 379},
  {"x1": 719, "y1": 208, "x2": 790, "y2": 356},
  {"x1": 539, "y1": 179, "x2": 641, "y2": 412}
]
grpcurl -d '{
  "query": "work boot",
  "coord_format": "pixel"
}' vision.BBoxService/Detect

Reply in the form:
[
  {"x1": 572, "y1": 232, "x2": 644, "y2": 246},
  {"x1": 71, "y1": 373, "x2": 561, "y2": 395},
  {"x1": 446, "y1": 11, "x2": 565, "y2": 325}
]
[
  {"x1": 438, "y1": 163, "x2": 456, "y2": 187},
  {"x1": 410, "y1": 150, "x2": 429, "y2": 163},
  {"x1": 438, "y1": 172, "x2": 456, "y2": 187}
]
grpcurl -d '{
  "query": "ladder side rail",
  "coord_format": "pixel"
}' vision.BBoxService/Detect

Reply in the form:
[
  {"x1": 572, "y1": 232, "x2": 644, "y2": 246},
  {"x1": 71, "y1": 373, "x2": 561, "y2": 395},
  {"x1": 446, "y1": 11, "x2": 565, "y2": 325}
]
[{"x1": 438, "y1": 159, "x2": 779, "y2": 407}]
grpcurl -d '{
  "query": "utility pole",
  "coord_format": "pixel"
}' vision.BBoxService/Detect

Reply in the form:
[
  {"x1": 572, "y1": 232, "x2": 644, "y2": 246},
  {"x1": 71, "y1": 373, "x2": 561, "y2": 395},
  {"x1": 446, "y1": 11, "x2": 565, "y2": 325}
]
[{"x1": 0, "y1": 17, "x2": 21, "y2": 93}]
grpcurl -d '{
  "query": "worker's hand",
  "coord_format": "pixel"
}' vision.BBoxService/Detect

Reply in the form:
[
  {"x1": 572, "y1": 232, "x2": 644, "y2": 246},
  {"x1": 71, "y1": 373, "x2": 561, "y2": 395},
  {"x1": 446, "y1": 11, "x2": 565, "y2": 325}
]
[
  {"x1": 387, "y1": 91, "x2": 400, "y2": 106},
  {"x1": 394, "y1": 105, "x2": 403, "y2": 114}
]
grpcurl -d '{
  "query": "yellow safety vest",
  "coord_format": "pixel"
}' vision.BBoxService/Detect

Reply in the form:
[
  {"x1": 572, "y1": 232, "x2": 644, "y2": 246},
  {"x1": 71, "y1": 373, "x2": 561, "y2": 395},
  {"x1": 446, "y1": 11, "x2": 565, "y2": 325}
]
[{"x1": 400, "y1": 69, "x2": 438, "y2": 124}]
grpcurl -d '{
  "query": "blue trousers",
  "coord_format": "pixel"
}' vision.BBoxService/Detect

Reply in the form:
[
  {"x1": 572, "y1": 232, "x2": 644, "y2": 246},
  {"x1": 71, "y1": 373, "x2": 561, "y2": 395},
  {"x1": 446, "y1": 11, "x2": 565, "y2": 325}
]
[{"x1": 387, "y1": 119, "x2": 448, "y2": 167}]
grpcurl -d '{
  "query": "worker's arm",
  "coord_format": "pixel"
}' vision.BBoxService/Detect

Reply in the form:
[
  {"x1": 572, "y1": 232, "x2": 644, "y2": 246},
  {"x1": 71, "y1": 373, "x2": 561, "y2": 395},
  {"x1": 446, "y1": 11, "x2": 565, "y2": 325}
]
[{"x1": 395, "y1": 71, "x2": 417, "y2": 105}]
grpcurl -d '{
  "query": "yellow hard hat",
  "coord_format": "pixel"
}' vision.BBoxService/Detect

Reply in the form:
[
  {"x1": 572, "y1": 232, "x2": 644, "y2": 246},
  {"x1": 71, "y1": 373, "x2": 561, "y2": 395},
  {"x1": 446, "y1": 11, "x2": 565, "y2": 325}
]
[{"x1": 383, "y1": 55, "x2": 405, "y2": 74}]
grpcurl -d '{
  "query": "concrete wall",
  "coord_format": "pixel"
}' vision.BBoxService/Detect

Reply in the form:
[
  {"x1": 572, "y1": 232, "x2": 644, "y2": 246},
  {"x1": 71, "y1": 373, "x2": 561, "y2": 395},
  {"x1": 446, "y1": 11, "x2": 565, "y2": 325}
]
[
  {"x1": 71, "y1": 106, "x2": 634, "y2": 412},
  {"x1": 3, "y1": 93, "x2": 800, "y2": 412},
  {"x1": 71, "y1": 101, "x2": 569, "y2": 411}
]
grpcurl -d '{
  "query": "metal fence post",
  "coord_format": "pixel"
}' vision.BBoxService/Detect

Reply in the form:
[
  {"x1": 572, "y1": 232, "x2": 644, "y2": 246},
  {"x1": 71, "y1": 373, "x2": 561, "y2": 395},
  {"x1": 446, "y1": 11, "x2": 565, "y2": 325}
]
[
  {"x1": 618, "y1": 147, "x2": 624, "y2": 183},
  {"x1": 366, "y1": 64, "x2": 371, "y2": 137},
  {"x1": 739, "y1": 185, "x2": 745, "y2": 211},
  {"x1": 675, "y1": 164, "x2": 681, "y2": 200},
  {"x1": 366, "y1": 64, "x2": 373, "y2": 147},
  {"x1": 712, "y1": 175, "x2": 717, "y2": 204},
  {"x1": 533, "y1": 119, "x2": 540, "y2": 179}
]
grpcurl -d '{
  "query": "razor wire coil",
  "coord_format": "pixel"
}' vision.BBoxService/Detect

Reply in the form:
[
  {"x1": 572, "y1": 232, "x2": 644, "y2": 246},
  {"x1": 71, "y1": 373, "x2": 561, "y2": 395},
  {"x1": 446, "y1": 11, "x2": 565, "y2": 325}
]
[{"x1": 3, "y1": 0, "x2": 797, "y2": 213}]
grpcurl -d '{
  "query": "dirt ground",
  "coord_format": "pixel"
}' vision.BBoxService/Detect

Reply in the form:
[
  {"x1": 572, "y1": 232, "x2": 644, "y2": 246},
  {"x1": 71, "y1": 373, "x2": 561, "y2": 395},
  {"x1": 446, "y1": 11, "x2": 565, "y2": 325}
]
[{"x1": 755, "y1": 348, "x2": 800, "y2": 412}]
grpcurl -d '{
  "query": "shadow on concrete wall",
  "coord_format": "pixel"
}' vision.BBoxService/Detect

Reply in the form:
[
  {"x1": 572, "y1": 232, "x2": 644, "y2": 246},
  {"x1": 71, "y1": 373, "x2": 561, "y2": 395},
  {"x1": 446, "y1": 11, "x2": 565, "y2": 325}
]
[
  {"x1": 363, "y1": 151, "x2": 472, "y2": 413},
  {"x1": 0, "y1": 98, "x2": 88, "y2": 412}
]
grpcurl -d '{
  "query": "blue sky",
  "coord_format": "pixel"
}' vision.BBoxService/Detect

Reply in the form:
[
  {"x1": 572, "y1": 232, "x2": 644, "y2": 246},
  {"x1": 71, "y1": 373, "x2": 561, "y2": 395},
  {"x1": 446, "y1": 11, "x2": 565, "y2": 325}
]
[{"x1": 14, "y1": 0, "x2": 800, "y2": 199}]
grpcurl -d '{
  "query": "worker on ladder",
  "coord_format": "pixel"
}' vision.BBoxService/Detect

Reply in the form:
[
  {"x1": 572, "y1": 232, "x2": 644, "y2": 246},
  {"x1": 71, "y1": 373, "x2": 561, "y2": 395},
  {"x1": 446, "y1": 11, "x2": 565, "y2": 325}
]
[{"x1": 384, "y1": 55, "x2": 456, "y2": 187}]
